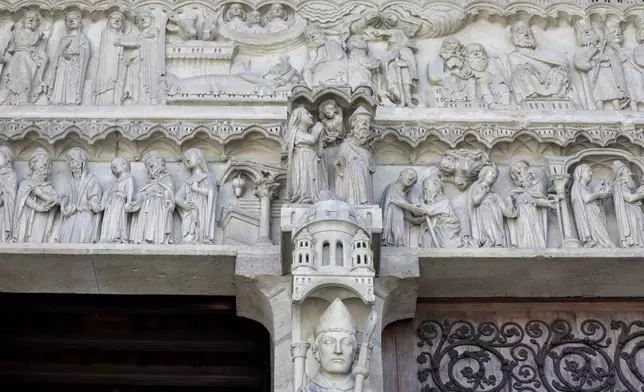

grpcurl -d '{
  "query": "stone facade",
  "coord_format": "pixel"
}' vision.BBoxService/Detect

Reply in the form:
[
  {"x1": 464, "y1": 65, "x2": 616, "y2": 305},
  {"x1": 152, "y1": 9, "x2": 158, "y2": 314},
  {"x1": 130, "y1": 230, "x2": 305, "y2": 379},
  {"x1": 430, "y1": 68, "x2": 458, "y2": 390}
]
[{"x1": 2, "y1": 1, "x2": 644, "y2": 391}]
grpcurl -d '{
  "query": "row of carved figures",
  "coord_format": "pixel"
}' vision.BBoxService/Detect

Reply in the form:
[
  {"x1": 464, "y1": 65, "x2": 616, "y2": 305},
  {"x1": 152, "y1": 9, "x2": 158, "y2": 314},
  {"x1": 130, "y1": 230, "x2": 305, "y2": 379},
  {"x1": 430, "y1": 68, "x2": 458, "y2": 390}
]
[
  {"x1": 6, "y1": 6, "x2": 644, "y2": 109},
  {"x1": 380, "y1": 158, "x2": 644, "y2": 249},
  {"x1": 0, "y1": 146, "x2": 216, "y2": 244}
]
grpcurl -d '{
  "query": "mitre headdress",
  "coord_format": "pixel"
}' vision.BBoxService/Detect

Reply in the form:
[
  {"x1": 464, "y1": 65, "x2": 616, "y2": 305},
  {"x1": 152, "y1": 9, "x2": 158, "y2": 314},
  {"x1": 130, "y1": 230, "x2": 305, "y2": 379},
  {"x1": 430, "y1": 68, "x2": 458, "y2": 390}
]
[
  {"x1": 350, "y1": 106, "x2": 372, "y2": 122},
  {"x1": 313, "y1": 298, "x2": 357, "y2": 338}
]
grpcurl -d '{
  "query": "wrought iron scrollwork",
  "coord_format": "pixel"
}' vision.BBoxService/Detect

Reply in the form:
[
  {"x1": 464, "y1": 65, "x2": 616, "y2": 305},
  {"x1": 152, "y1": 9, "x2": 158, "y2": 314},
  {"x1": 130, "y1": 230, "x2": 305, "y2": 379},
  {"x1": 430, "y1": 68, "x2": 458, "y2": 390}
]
[{"x1": 416, "y1": 318, "x2": 644, "y2": 392}]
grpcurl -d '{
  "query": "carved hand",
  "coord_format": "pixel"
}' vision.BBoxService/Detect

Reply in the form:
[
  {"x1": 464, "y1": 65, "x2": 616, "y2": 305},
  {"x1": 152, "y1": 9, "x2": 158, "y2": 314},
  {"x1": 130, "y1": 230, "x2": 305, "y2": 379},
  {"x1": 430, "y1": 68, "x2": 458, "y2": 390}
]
[
  {"x1": 164, "y1": 199, "x2": 173, "y2": 210},
  {"x1": 125, "y1": 202, "x2": 140, "y2": 212},
  {"x1": 185, "y1": 201, "x2": 196, "y2": 210},
  {"x1": 89, "y1": 200, "x2": 101, "y2": 213}
]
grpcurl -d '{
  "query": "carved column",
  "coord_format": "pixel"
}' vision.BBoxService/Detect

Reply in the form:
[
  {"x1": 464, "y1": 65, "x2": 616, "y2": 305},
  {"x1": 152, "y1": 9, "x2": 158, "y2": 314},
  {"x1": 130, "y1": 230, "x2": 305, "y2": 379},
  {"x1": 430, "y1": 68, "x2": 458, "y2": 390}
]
[
  {"x1": 254, "y1": 179, "x2": 280, "y2": 245},
  {"x1": 546, "y1": 157, "x2": 581, "y2": 248},
  {"x1": 290, "y1": 342, "x2": 310, "y2": 390}
]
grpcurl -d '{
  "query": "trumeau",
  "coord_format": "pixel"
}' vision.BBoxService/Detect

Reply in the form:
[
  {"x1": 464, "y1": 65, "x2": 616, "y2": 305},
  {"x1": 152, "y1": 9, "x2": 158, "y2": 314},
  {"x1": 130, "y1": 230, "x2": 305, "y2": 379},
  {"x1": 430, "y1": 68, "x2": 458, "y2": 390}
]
[{"x1": 3, "y1": 1, "x2": 644, "y2": 392}]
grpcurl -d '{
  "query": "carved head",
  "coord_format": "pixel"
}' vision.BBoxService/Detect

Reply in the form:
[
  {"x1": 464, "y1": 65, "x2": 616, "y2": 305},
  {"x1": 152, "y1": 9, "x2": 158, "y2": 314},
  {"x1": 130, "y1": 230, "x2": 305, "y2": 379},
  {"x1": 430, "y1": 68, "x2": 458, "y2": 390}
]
[
  {"x1": 267, "y1": 3, "x2": 287, "y2": 21},
  {"x1": 398, "y1": 168, "x2": 418, "y2": 189},
  {"x1": 111, "y1": 157, "x2": 131, "y2": 177},
  {"x1": 227, "y1": 4, "x2": 246, "y2": 21},
  {"x1": 605, "y1": 21, "x2": 623, "y2": 45},
  {"x1": 439, "y1": 38, "x2": 464, "y2": 70},
  {"x1": 422, "y1": 177, "x2": 443, "y2": 203},
  {"x1": 182, "y1": 148, "x2": 210, "y2": 174},
  {"x1": 144, "y1": 151, "x2": 167, "y2": 180},
  {"x1": 64, "y1": 10, "x2": 82, "y2": 31},
  {"x1": 306, "y1": 26, "x2": 326, "y2": 47},
  {"x1": 477, "y1": 165, "x2": 497, "y2": 185},
  {"x1": 135, "y1": 10, "x2": 154, "y2": 29},
  {"x1": 247, "y1": 10, "x2": 263, "y2": 26},
  {"x1": 0, "y1": 146, "x2": 13, "y2": 169},
  {"x1": 511, "y1": 21, "x2": 536, "y2": 49},
  {"x1": 349, "y1": 108, "x2": 373, "y2": 146},
  {"x1": 318, "y1": 99, "x2": 339, "y2": 120},
  {"x1": 381, "y1": 12, "x2": 399, "y2": 28},
  {"x1": 575, "y1": 20, "x2": 600, "y2": 47},
  {"x1": 573, "y1": 164, "x2": 592, "y2": 185},
  {"x1": 312, "y1": 299, "x2": 357, "y2": 378},
  {"x1": 289, "y1": 105, "x2": 314, "y2": 131},
  {"x1": 346, "y1": 34, "x2": 368, "y2": 51},
  {"x1": 66, "y1": 148, "x2": 87, "y2": 179},
  {"x1": 363, "y1": 11, "x2": 379, "y2": 25},
  {"x1": 107, "y1": 11, "x2": 125, "y2": 31},
  {"x1": 509, "y1": 158, "x2": 539, "y2": 189},
  {"x1": 23, "y1": 10, "x2": 42, "y2": 30},
  {"x1": 28, "y1": 149, "x2": 52, "y2": 183},
  {"x1": 464, "y1": 43, "x2": 488, "y2": 72},
  {"x1": 613, "y1": 160, "x2": 635, "y2": 189}
]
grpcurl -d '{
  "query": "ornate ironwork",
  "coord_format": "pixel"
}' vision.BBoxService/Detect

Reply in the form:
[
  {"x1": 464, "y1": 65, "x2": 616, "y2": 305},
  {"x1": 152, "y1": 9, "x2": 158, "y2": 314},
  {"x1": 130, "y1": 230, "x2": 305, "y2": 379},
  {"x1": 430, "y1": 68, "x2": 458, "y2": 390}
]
[{"x1": 416, "y1": 319, "x2": 644, "y2": 392}]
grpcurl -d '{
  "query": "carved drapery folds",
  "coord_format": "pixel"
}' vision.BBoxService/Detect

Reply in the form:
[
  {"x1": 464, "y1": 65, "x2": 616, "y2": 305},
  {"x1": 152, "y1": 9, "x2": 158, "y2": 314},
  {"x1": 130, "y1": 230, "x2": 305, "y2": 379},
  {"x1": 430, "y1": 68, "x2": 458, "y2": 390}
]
[{"x1": 416, "y1": 318, "x2": 644, "y2": 392}]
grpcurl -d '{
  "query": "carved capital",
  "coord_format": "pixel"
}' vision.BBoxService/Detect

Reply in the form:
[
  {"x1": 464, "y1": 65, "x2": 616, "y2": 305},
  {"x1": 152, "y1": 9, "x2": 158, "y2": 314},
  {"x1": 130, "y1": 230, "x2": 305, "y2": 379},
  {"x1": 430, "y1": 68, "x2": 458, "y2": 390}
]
[
  {"x1": 290, "y1": 342, "x2": 310, "y2": 359},
  {"x1": 550, "y1": 173, "x2": 571, "y2": 195},
  {"x1": 254, "y1": 179, "x2": 280, "y2": 200}
]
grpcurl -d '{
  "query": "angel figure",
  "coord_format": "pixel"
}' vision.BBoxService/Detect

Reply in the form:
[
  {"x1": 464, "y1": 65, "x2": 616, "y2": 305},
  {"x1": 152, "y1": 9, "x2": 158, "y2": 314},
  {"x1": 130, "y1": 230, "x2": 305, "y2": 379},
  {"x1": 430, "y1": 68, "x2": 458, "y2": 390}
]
[
  {"x1": 0, "y1": 10, "x2": 49, "y2": 105},
  {"x1": 48, "y1": 10, "x2": 91, "y2": 105}
]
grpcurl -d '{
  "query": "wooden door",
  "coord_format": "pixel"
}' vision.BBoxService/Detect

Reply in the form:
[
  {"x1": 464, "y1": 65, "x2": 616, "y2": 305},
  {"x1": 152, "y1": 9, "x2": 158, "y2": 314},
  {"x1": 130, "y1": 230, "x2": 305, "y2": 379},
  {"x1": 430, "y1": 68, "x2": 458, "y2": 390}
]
[{"x1": 0, "y1": 293, "x2": 271, "y2": 392}]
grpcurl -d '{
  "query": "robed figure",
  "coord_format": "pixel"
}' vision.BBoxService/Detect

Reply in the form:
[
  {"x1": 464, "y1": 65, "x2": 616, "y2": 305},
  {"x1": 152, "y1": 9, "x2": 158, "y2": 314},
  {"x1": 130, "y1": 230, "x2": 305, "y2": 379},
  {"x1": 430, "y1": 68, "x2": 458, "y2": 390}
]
[
  {"x1": 0, "y1": 146, "x2": 17, "y2": 242},
  {"x1": 128, "y1": 152, "x2": 175, "y2": 244},
  {"x1": 334, "y1": 107, "x2": 375, "y2": 205},
  {"x1": 611, "y1": 161, "x2": 644, "y2": 248},
  {"x1": 13, "y1": 149, "x2": 59, "y2": 243},
  {"x1": 570, "y1": 164, "x2": 614, "y2": 248},
  {"x1": 284, "y1": 106, "x2": 328, "y2": 204},
  {"x1": 175, "y1": 148, "x2": 218, "y2": 244},
  {"x1": 505, "y1": 158, "x2": 555, "y2": 248},
  {"x1": 57, "y1": 148, "x2": 103, "y2": 243},
  {"x1": 93, "y1": 12, "x2": 126, "y2": 105},
  {"x1": 99, "y1": 157, "x2": 134, "y2": 243},
  {"x1": 48, "y1": 10, "x2": 90, "y2": 105},
  {"x1": 380, "y1": 168, "x2": 418, "y2": 247}
]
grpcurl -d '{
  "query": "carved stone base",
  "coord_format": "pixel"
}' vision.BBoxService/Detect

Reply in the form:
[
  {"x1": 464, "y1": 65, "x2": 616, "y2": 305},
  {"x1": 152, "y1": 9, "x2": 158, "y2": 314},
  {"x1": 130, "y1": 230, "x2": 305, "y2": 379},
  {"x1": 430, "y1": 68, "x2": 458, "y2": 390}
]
[{"x1": 220, "y1": 207, "x2": 260, "y2": 245}]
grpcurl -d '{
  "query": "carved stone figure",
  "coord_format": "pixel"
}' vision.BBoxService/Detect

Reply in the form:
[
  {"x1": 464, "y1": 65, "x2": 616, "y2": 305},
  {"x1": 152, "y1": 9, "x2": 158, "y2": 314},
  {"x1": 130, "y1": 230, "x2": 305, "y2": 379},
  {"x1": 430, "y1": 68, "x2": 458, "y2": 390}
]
[
  {"x1": 407, "y1": 176, "x2": 477, "y2": 249},
  {"x1": 605, "y1": 19, "x2": 644, "y2": 111},
  {"x1": 120, "y1": 10, "x2": 163, "y2": 105},
  {"x1": 463, "y1": 43, "x2": 511, "y2": 108},
  {"x1": 99, "y1": 157, "x2": 134, "y2": 244},
  {"x1": 376, "y1": 13, "x2": 419, "y2": 107},
  {"x1": 299, "y1": 298, "x2": 374, "y2": 392},
  {"x1": 0, "y1": 10, "x2": 48, "y2": 105},
  {"x1": 574, "y1": 20, "x2": 628, "y2": 110},
  {"x1": 263, "y1": 56, "x2": 301, "y2": 89},
  {"x1": 318, "y1": 99, "x2": 345, "y2": 145},
  {"x1": 437, "y1": 149, "x2": 493, "y2": 191},
  {"x1": 345, "y1": 35, "x2": 379, "y2": 90},
  {"x1": 633, "y1": 17, "x2": 644, "y2": 71},
  {"x1": 284, "y1": 105, "x2": 328, "y2": 204},
  {"x1": 467, "y1": 166, "x2": 515, "y2": 248},
  {"x1": 225, "y1": 3, "x2": 247, "y2": 32},
  {"x1": 93, "y1": 11, "x2": 126, "y2": 105},
  {"x1": 13, "y1": 149, "x2": 59, "y2": 243},
  {"x1": 246, "y1": 11, "x2": 265, "y2": 34},
  {"x1": 380, "y1": 168, "x2": 418, "y2": 247},
  {"x1": 506, "y1": 158, "x2": 556, "y2": 248},
  {"x1": 265, "y1": 3, "x2": 289, "y2": 33},
  {"x1": 428, "y1": 38, "x2": 473, "y2": 105},
  {"x1": 334, "y1": 107, "x2": 375, "y2": 205},
  {"x1": 48, "y1": 10, "x2": 90, "y2": 105},
  {"x1": 127, "y1": 151, "x2": 175, "y2": 244},
  {"x1": 166, "y1": 11, "x2": 198, "y2": 42},
  {"x1": 570, "y1": 164, "x2": 614, "y2": 248},
  {"x1": 611, "y1": 160, "x2": 644, "y2": 248},
  {"x1": 175, "y1": 148, "x2": 218, "y2": 244},
  {"x1": 0, "y1": 146, "x2": 17, "y2": 242},
  {"x1": 508, "y1": 21, "x2": 570, "y2": 104},
  {"x1": 57, "y1": 148, "x2": 102, "y2": 244},
  {"x1": 303, "y1": 26, "x2": 347, "y2": 87}
]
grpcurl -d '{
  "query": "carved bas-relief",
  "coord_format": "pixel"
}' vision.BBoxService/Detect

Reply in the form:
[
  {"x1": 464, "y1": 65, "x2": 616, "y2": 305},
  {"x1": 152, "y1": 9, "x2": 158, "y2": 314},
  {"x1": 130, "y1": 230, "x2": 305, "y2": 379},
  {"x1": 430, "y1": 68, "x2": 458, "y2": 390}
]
[
  {"x1": 175, "y1": 148, "x2": 218, "y2": 244},
  {"x1": 0, "y1": 146, "x2": 17, "y2": 243},
  {"x1": 57, "y1": 147, "x2": 102, "y2": 243},
  {"x1": 12, "y1": 149, "x2": 59, "y2": 243},
  {"x1": 93, "y1": 11, "x2": 127, "y2": 105},
  {"x1": 99, "y1": 157, "x2": 134, "y2": 244},
  {"x1": 612, "y1": 160, "x2": 644, "y2": 248},
  {"x1": 570, "y1": 164, "x2": 614, "y2": 248},
  {"x1": 436, "y1": 149, "x2": 492, "y2": 191},
  {"x1": 127, "y1": 151, "x2": 175, "y2": 244},
  {"x1": 380, "y1": 168, "x2": 418, "y2": 247},
  {"x1": 606, "y1": 18, "x2": 644, "y2": 111},
  {"x1": 48, "y1": 10, "x2": 90, "y2": 105},
  {"x1": 508, "y1": 21, "x2": 572, "y2": 110},
  {"x1": 0, "y1": 10, "x2": 49, "y2": 105}
]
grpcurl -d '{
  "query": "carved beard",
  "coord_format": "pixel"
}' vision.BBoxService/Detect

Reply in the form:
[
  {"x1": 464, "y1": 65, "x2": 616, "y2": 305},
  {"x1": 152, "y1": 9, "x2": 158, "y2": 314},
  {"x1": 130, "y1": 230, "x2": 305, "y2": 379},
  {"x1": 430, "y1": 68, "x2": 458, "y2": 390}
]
[
  {"x1": 519, "y1": 172, "x2": 539, "y2": 189},
  {"x1": 444, "y1": 56, "x2": 463, "y2": 70},
  {"x1": 352, "y1": 126, "x2": 371, "y2": 145},
  {"x1": 69, "y1": 163, "x2": 83, "y2": 179},
  {"x1": 514, "y1": 37, "x2": 536, "y2": 49},
  {"x1": 32, "y1": 168, "x2": 48, "y2": 184},
  {"x1": 468, "y1": 56, "x2": 488, "y2": 72},
  {"x1": 148, "y1": 164, "x2": 165, "y2": 180}
]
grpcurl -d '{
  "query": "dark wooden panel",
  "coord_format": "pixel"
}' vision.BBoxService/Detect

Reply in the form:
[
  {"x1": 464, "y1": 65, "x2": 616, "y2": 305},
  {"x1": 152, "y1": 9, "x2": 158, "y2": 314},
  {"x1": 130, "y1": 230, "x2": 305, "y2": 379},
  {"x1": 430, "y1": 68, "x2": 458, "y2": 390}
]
[{"x1": 0, "y1": 294, "x2": 270, "y2": 392}]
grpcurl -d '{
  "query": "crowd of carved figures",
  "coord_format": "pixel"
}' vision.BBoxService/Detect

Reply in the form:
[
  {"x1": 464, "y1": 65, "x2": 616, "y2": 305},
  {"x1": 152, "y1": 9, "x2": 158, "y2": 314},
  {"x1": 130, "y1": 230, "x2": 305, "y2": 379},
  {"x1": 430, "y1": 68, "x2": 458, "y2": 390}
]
[
  {"x1": 0, "y1": 146, "x2": 217, "y2": 244},
  {"x1": 4, "y1": 5, "x2": 644, "y2": 109}
]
